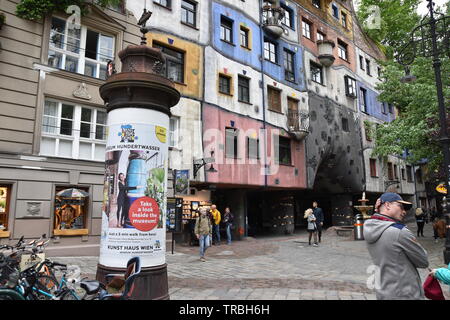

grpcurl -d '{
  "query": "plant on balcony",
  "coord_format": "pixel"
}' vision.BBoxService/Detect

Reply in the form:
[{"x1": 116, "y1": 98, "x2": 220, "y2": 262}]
[{"x1": 16, "y1": 0, "x2": 122, "y2": 21}]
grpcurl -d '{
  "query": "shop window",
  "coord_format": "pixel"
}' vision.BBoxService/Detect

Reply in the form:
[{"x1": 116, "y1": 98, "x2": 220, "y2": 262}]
[
  {"x1": 48, "y1": 17, "x2": 114, "y2": 80},
  {"x1": 41, "y1": 99, "x2": 106, "y2": 161},
  {"x1": 267, "y1": 86, "x2": 282, "y2": 113},
  {"x1": 152, "y1": 42, "x2": 185, "y2": 83},
  {"x1": 54, "y1": 186, "x2": 89, "y2": 236},
  {"x1": 0, "y1": 185, "x2": 11, "y2": 237}
]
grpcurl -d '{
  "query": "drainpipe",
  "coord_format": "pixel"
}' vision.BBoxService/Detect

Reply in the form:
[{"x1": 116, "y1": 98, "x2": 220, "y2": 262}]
[{"x1": 259, "y1": 0, "x2": 268, "y2": 189}]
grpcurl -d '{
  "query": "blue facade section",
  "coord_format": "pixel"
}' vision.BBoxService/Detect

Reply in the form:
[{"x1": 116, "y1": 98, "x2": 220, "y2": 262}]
[
  {"x1": 211, "y1": 1, "x2": 306, "y2": 91},
  {"x1": 358, "y1": 82, "x2": 395, "y2": 123}
]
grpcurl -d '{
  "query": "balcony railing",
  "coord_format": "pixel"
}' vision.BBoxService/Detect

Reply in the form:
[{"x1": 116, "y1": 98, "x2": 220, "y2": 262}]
[
  {"x1": 287, "y1": 109, "x2": 310, "y2": 140},
  {"x1": 262, "y1": 2, "x2": 285, "y2": 37}
]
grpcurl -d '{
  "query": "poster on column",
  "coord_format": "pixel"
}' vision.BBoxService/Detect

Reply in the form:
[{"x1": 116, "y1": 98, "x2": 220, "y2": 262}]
[{"x1": 100, "y1": 122, "x2": 168, "y2": 268}]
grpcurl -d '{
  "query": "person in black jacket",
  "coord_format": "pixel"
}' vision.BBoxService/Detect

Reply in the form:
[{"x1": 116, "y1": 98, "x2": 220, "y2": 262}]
[
  {"x1": 312, "y1": 201, "x2": 324, "y2": 243},
  {"x1": 415, "y1": 207, "x2": 425, "y2": 237},
  {"x1": 116, "y1": 173, "x2": 141, "y2": 228}
]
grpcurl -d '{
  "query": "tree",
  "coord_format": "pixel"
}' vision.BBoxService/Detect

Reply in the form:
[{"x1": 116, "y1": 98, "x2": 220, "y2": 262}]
[
  {"x1": 16, "y1": 0, "x2": 122, "y2": 21},
  {"x1": 358, "y1": 1, "x2": 450, "y2": 181}
]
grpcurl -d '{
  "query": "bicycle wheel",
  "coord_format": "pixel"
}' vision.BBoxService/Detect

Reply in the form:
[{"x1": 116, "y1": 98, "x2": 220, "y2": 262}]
[{"x1": 33, "y1": 275, "x2": 59, "y2": 300}]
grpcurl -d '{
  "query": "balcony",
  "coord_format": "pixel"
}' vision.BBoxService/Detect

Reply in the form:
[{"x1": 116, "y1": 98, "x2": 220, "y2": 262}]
[
  {"x1": 317, "y1": 40, "x2": 336, "y2": 67},
  {"x1": 287, "y1": 109, "x2": 310, "y2": 141},
  {"x1": 262, "y1": 2, "x2": 285, "y2": 38}
]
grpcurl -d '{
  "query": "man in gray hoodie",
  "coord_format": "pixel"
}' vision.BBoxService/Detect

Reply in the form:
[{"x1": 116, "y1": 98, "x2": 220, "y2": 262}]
[{"x1": 364, "y1": 192, "x2": 429, "y2": 300}]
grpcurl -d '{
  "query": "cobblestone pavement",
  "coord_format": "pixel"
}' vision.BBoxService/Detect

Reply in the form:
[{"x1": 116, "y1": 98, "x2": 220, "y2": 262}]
[{"x1": 53, "y1": 220, "x2": 449, "y2": 300}]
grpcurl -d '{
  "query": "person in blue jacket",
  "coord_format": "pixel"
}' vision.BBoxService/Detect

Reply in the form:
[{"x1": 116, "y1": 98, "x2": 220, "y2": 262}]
[{"x1": 312, "y1": 201, "x2": 324, "y2": 243}]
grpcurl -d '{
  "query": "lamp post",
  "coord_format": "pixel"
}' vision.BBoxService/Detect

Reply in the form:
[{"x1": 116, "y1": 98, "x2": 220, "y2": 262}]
[{"x1": 396, "y1": 0, "x2": 450, "y2": 263}]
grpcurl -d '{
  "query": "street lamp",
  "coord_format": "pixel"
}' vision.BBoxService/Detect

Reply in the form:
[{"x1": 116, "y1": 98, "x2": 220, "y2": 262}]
[{"x1": 396, "y1": 0, "x2": 450, "y2": 263}]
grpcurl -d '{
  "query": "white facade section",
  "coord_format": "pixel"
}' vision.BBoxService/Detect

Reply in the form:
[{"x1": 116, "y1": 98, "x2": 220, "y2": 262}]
[
  {"x1": 127, "y1": 0, "x2": 211, "y2": 45},
  {"x1": 355, "y1": 47, "x2": 382, "y2": 90}
]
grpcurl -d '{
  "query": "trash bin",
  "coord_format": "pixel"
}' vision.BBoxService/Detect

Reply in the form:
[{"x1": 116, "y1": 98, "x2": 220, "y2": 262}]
[{"x1": 354, "y1": 214, "x2": 365, "y2": 240}]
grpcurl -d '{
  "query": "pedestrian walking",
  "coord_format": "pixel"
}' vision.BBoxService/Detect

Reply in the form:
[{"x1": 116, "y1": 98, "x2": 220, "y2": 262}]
[
  {"x1": 415, "y1": 208, "x2": 425, "y2": 237},
  {"x1": 304, "y1": 208, "x2": 318, "y2": 247},
  {"x1": 223, "y1": 207, "x2": 234, "y2": 245},
  {"x1": 195, "y1": 207, "x2": 212, "y2": 262},
  {"x1": 210, "y1": 204, "x2": 221, "y2": 245},
  {"x1": 312, "y1": 201, "x2": 324, "y2": 243},
  {"x1": 364, "y1": 192, "x2": 429, "y2": 300}
]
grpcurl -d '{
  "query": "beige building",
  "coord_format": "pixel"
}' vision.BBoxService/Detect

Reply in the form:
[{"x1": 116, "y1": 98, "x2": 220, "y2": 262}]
[{"x1": 0, "y1": 0, "x2": 144, "y2": 255}]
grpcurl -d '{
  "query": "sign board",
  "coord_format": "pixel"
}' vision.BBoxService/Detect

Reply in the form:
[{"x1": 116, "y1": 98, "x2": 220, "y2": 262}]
[
  {"x1": 436, "y1": 183, "x2": 448, "y2": 194},
  {"x1": 166, "y1": 197, "x2": 182, "y2": 233},
  {"x1": 20, "y1": 253, "x2": 45, "y2": 271},
  {"x1": 174, "y1": 170, "x2": 189, "y2": 196},
  {"x1": 193, "y1": 157, "x2": 215, "y2": 165}
]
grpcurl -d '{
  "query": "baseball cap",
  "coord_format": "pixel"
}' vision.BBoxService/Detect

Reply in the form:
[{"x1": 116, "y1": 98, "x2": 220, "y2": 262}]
[{"x1": 380, "y1": 192, "x2": 412, "y2": 210}]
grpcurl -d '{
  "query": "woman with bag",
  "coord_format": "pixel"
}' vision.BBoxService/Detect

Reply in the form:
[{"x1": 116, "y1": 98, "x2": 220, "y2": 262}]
[{"x1": 304, "y1": 208, "x2": 318, "y2": 247}]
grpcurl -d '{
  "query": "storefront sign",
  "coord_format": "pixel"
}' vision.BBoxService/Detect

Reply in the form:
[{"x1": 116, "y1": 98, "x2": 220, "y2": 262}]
[
  {"x1": 174, "y1": 170, "x2": 189, "y2": 196},
  {"x1": 100, "y1": 110, "x2": 169, "y2": 268},
  {"x1": 166, "y1": 197, "x2": 182, "y2": 233}
]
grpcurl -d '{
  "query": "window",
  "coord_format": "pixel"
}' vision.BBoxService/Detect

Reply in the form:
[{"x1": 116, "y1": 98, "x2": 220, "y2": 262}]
[
  {"x1": 281, "y1": 6, "x2": 293, "y2": 28},
  {"x1": 366, "y1": 58, "x2": 371, "y2": 76},
  {"x1": 342, "y1": 118, "x2": 349, "y2": 132},
  {"x1": 359, "y1": 55, "x2": 365, "y2": 70},
  {"x1": 401, "y1": 168, "x2": 406, "y2": 180},
  {"x1": 48, "y1": 17, "x2": 114, "y2": 80},
  {"x1": 360, "y1": 88, "x2": 368, "y2": 113},
  {"x1": 302, "y1": 19, "x2": 312, "y2": 40},
  {"x1": 388, "y1": 103, "x2": 394, "y2": 114},
  {"x1": 247, "y1": 137, "x2": 259, "y2": 160},
  {"x1": 54, "y1": 185, "x2": 89, "y2": 234},
  {"x1": 264, "y1": 39, "x2": 277, "y2": 63},
  {"x1": 153, "y1": 42, "x2": 184, "y2": 83},
  {"x1": 220, "y1": 16, "x2": 233, "y2": 43},
  {"x1": 341, "y1": 12, "x2": 347, "y2": 28},
  {"x1": 332, "y1": 4, "x2": 339, "y2": 19},
  {"x1": 406, "y1": 165, "x2": 413, "y2": 182},
  {"x1": 238, "y1": 75, "x2": 250, "y2": 103},
  {"x1": 181, "y1": 0, "x2": 196, "y2": 27},
  {"x1": 219, "y1": 74, "x2": 231, "y2": 95},
  {"x1": 382, "y1": 102, "x2": 388, "y2": 114},
  {"x1": 276, "y1": 136, "x2": 291, "y2": 165},
  {"x1": 154, "y1": 0, "x2": 171, "y2": 8},
  {"x1": 312, "y1": 0, "x2": 321, "y2": 9},
  {"x1": 317, "y1": 31, "x2": 325, "y2": 41},
  {"x1": 377, "y1": 66, "x2": 382, "y2": 78},
  {"x1": 287, "y1": 98, "x2": 299, "y2": 130},
  {"x1": 41, "y1": 100, "x2": 106, "y2": 161},
  {"x1": 338, "y1": 40, "x2": 348, "y2": 61},
  {"x1": 365, "y1": 122, "x2": 373, "y2": 141},
  {"x1": 267, "y1": 86, "x2": 282, "y2": 113},
  {"x1": 225, "y1": 127, "x2": 238, "y2": 158},
  {"x1": 0, "y1": 186, "x2": 11, "y2": 234},
  {"x1": 240, "y1": 26, "x2": 249, "y2": 48},
  {"x1": 310, "y1": 61, "x2": 323, "y2": 84},
  {"x1": 370, "y1": 159, "x2": 377, "y2": 177},
  {"x1": 345, "y1": 75, "x2": 357, "y2": 97},
  {"x1": 394, "y1": 164, "x2": 399, "y2": 179},
  {"x1": 169, "y1": 117, "x2": 179, "y2": 148},
  {"x1": 284, "y1": 50, "x2": 295, "y2": 82},
  {"x1": 387, "y1": 162, "x2": 394, "y2": 180}
]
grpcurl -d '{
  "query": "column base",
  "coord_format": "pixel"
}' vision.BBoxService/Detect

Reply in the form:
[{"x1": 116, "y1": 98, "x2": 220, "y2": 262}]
[{"x1": 96, "y1": 263, "x2": 169, "y2": 300}]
